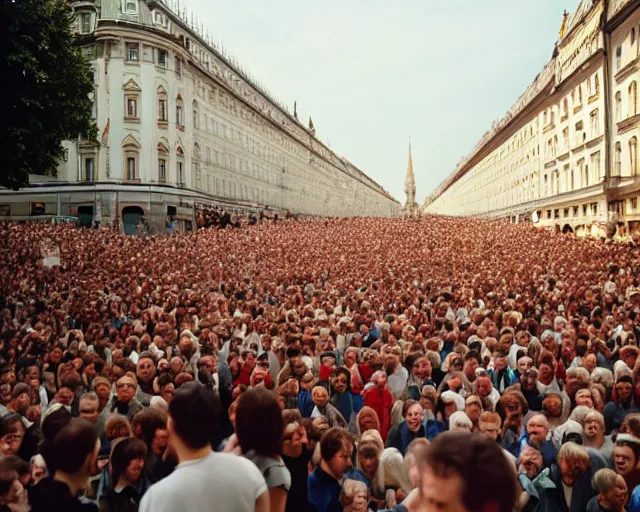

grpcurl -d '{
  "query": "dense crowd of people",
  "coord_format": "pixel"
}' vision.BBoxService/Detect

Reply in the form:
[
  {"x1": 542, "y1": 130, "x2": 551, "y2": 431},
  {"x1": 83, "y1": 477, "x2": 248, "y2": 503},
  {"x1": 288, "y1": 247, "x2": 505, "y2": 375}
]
[{"x1": 1, "y1": 214, "x2": 640, "y2": 511}]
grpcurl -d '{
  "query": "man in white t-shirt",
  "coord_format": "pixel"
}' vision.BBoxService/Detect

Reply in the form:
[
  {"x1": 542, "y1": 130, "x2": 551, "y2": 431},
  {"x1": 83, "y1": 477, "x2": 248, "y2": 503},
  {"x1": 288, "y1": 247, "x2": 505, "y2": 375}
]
[{"x1": 139, "y1": 383, "x2": 269, "y2": 512}]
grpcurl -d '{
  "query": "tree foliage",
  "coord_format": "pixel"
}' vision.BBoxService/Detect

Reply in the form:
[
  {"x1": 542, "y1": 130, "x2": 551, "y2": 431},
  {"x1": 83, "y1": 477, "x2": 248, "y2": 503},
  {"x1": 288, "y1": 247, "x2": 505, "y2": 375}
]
[{"x1": 0, "y1": 0, "x2": 96, "y2": 190}]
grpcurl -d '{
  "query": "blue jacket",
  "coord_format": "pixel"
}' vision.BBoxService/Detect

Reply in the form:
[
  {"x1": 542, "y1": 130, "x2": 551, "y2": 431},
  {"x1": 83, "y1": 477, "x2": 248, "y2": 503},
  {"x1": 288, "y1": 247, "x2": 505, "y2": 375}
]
[
  {"x1": 308, "y1": 466, "x2": 342, "y2": 512},
  {"x1": 488, "y1": 367, "x2": 517, "y2": 394}
]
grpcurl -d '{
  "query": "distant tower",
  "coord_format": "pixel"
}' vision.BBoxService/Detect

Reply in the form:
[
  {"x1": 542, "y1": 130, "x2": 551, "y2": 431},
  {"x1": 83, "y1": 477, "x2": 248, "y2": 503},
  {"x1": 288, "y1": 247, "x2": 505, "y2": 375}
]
[{"x1": 403, "y1": 141, "x2": 419, "y2": 217}]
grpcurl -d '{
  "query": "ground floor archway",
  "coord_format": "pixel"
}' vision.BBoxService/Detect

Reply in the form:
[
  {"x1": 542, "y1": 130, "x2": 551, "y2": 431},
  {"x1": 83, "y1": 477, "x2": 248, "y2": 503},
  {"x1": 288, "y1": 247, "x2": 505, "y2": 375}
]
[{"x1": 122, "y1": 206, "x2": 145, "y2": 235}]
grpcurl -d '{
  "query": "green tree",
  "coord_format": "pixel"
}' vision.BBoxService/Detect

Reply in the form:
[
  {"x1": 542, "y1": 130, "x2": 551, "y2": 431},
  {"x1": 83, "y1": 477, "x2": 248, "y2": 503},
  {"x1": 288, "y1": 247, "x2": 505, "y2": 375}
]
[{"x1": 0, "y1": 0, "x2": 96, "y2": 190}]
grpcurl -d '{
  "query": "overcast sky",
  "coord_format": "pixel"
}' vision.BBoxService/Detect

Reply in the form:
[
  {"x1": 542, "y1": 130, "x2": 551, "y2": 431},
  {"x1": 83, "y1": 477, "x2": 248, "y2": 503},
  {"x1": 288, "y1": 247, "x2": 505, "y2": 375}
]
[{"x1": 184, "y1": 0, "x2": 583, "y2": 204}]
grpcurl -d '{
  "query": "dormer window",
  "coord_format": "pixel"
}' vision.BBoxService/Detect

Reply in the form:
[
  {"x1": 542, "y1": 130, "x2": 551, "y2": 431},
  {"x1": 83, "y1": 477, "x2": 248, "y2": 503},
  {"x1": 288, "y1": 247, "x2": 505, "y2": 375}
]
[{"x1": 122, "y1": 0, "x2": 138, "y2": 15}]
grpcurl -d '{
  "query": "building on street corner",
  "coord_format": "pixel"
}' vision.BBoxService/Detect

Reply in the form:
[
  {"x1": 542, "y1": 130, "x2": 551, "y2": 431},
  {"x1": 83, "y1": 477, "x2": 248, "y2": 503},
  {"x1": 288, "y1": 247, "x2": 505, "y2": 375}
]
[
  {"x1": 0, "y1": 0, "x2": 400, "y2": 232},
  {"x1": 424, "y1": 0, "x2": 640, "y2": 240}
]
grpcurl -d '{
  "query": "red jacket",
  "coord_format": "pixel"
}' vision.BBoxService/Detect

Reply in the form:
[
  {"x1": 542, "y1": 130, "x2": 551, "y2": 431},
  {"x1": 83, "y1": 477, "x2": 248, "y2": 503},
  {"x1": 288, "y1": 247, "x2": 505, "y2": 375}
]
[{"x1": 363, "y1": 386, "x2": 394, "y2": 441}]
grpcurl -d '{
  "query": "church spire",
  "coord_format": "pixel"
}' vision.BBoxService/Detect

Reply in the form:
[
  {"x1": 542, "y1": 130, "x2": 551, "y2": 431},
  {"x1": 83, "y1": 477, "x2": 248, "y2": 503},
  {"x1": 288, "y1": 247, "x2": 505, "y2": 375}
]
[{"x1": 403, "y1": 140, "x2": 419, "y2": 218}]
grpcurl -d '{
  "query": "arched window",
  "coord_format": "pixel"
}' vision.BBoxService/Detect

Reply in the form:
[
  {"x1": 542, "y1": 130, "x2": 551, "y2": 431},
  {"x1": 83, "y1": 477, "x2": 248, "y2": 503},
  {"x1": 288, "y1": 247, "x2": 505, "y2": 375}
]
[
  {"x1": 615, "y1": 142, "x2": 622, "y2": 176},
  {"x1": 176, "y1": 95, "x2": 184, "y2": 129},
  {"x1": 629, "y1": 81, "x2": 638, "y2": 118},
  {"x1": 176, "y1": 146, "x2": 185, "y2": 184},
  {"x1": 122, "y1": 135, "x2": 141, "y2": 181},
  {"x1": 192, "y1": 100, "x2": 199, "y2": 130},
  {"x1": 157, "y1": 86, "x2": 168, "y2": 124},
  {"x1": 631, "y1": 137, "x2": 638, "y2": 176},
  {"x1": 616, "y1": 91, "x2": 623, "y2": 122},
  {"x1": 157, "y1": 143, "x2": 169, "y2": 183}
]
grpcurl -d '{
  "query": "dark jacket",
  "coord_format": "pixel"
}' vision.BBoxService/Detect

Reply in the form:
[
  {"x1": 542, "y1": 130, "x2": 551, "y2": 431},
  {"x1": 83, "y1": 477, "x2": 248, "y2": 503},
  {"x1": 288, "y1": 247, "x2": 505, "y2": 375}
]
[
  {"x1": 385, "y1": 422, "x2": 426, "y2": 456},
  {"x1": 29, "y1": 478, "x2": 98, "y2": 512},
  {"x1": 308, "y1": 466, "x2": 342, "y2": 512},
  {"x1": 535, "y1": 451, "x2": 606, "y2": 512},
  {"x1": 98, "y1": 486, "x2": 141, "y2": 512}
]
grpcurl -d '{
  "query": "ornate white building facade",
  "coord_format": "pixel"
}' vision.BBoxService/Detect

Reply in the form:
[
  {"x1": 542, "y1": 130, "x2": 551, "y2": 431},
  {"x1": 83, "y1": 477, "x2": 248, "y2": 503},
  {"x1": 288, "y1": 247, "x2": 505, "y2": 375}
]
[
  {"x1": 424, "y1": 0, "x2": 639, "y2": 239},
  {"x1": 0, "y1": 0, "x2": 399, "y2": 232}
]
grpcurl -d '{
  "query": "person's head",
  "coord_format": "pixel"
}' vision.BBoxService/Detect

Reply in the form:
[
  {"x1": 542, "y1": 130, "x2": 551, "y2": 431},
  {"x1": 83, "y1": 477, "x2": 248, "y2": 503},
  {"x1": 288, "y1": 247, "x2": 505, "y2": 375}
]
[
  {"x1": 340, "y1": 479, "x2": 368, "y2": 512},
  {"x1": 0, "y1": 414, "x2": 24, "y2": 457},
  {"x1": 557, "y1": 442, "x2": 590, "y2": 486},
  {"x1": 93, "y1": 377, "x2": 111, "y2": 404},
  {"x1": 236, "y1": 387, "x2": 282, "y2": 459},
  {"x1": 357, "y1": 406, "x2": 380, "y2": 434},
  {"x1": 116, "y1": 375, "x2": 137, "y2": 404},
  {"x1": 52, "y1": 419, "x2": 99, "y2": 482},
  {"x1": 464, "y1": 395, "x2": 482, "y2": 425},
  {"x1": 136, "y1": 355, "x2": 156, "y2": 384},
  {"x1": 592, "y1": 468, "x2": 628, "y2": 511},
  {"x1": 526, "y1": 414, "x2": 549, "y2": 448},
  {"x1": 616, "y1": 376, "x2": 634, "y2": 403},
  {"x1": 371, "y1": 370, "x2": 387, "y2": 388},
  {"x1": 78, "y1": 393, "x2": 100, "y2": 424},
  {"x1": 518, "y1": 445, "x2": 543, "y2": 479},
  {"x1": 405, "y1": 438, "x2": 430, "y2": 488},
  {"x1": 475, "y1": 375, "x2": 492, "y2": 399},
  {"x1": 311, "y1": 385, "x2": 330, "y2": 408},
  {"x1": 416, "y1": 431, "x2": 517, "y2": 512},
  {"x1": 478, "y1": 411, "x2": 501, "y2": 442},
  {"x1": 0, "y1": 466, "x2": 24, "y2": 510},
  {"x1": 517, "y1": 356, "x2": 533, "y2": 376},
  {"x1": 411, "y1": 355, "x2": 433, "y2": 380},
  {"x1": 104, "y1": 414, "x2": 133, "y2": 442},
  {"x1": 613, "y1": 438, "x2": 640, "y2": 477},
  {"x1": 356, "y1": 443, "x2": 380, "y2": 478},
  {"x1": 10, "y1": 383, "x2": 31, "y2": 415},
  {"x1": 167, "y1": 382, "x2": 221, "y2": 453},
  {"x1": 319, "y1": 427, "x2": 353, "y2": 479},
  {"x1": 131, "y1": 407, "x2": 168, "y2": 456},
  {"x1": 109, "y1": 437, "x2": 147, "y2": 488},
  {"x1": 584, "y1": 411, "x2": 606, "y2": 441},
  {"x1": 449, "y1": 411, "x2": 473, "y2": 433},
  {"x1": 283, "y1": 420, "x2": 303, "y2": 458},
  {"x1": 575, "y1": 388, "x2": 595, "y2": 408},
  {"x1": 330, "y1": 367, "x2": 350, "y2": 395},
  {"x1": 404, "y1": 400, "x2": 424, "y2": 433}
]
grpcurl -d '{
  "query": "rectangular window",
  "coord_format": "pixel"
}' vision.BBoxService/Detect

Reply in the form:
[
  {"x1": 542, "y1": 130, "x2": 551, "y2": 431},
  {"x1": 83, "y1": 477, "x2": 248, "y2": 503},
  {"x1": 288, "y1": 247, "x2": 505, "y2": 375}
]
[
  {"x1": 158, "y1": 99, "x2": 167, "y2": 121},
  {"x1": 616, "y1": 46, "x2": 622, "y2": 71},
  {"x1": 158, "y1": 159, "x2": 166, "y2": 183},
  {"x1": 84, "y1": 158, "x2": 94, "y2": 181},
  {"x1": 583, "y1": 205, "x2": 588, "y2": 216},
  {"x1": 632, "y1": 198, "x2": 638, "y2": 211},
  {"x1": 573, "y1": 206, "x2": 579, "y2": 216},
  {"x1": 175, "y1": 58, "x2": 182, "y2": 77},
  {"x1": 157, "y1": 49, "x2": 167, "y2": 68},
  {"x1": 177, "y1": 161, "x2": 184, "y2": 183},
  {"x1": 81, "y1": 14, "x2": 91, "y2": 34},
  {"x1": 126, "y1": 97, "x2": 137, "y2": 118},
  {"x1": 126, "y1": 43, "x2": 139, "y2": 62},
  {"x1": 127, "y1": 157, "x2": 136, "y2": 180},
  {"x1": 124, "y1": 0, "x2": 138, "y2": 14},
  {"x1": 590, "y1": 110, "x2": 599, "y2": 138},
  {"x1": 176, "y1": 106, "x2": 184, "y2": 126},
  {"x1": 592, "y1": 203, "x2": 598, "y2": 215}
]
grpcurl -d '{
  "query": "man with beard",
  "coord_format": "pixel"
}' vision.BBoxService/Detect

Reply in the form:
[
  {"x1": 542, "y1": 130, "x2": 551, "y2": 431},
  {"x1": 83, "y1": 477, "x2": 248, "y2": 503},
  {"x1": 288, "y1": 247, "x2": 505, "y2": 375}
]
[
  {"x1": 520, "y1": 368, "x2": 544, "y2": 412},
  {"x1": 519, "y1": 414, "x2": 557, "y2": 468},
  {"x1": 135, "y1": 353, "x2": 156, "y2": 407},
  {"x1": 382, "y1": 345, "x2": 407, "y2": 400},
  {"x1": 583, "y1": 410, "x2": 614, "y2": 467}
]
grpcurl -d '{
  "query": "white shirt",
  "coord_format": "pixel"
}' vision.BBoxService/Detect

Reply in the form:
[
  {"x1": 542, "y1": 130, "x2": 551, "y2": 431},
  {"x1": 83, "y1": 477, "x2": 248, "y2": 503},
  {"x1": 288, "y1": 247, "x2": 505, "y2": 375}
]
[
  {"x1": 387, "y1": 366, "x2": 409, "y2": 400},
  {"x1": 139, "y1": 452, "x2": 267, "y2": 512}
]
